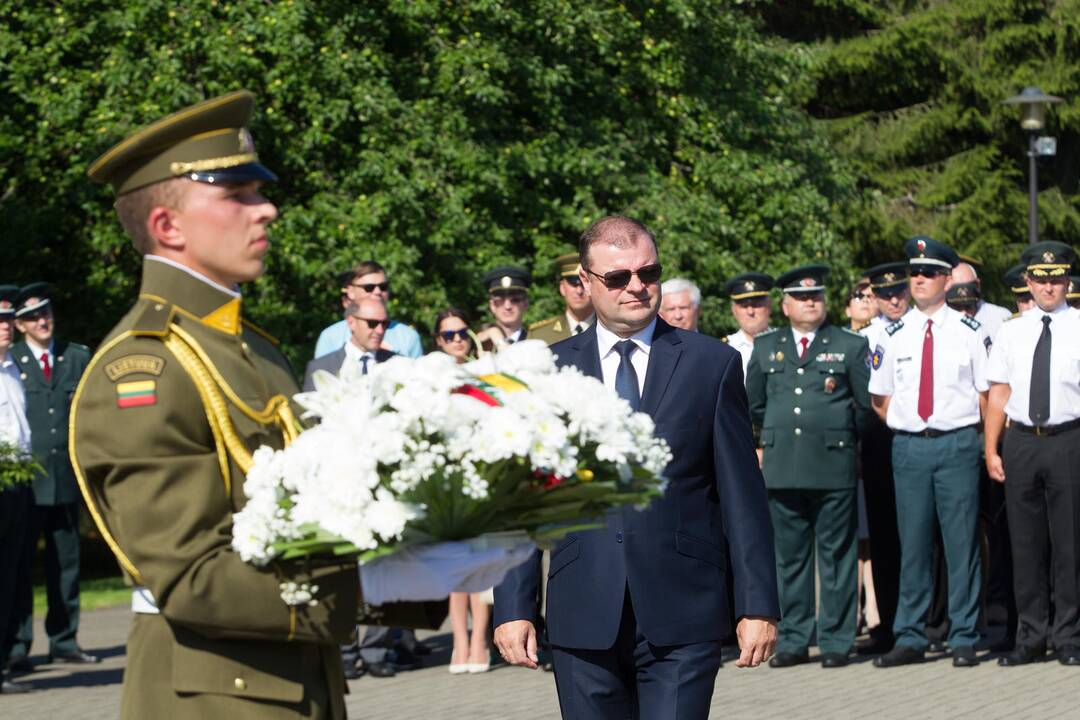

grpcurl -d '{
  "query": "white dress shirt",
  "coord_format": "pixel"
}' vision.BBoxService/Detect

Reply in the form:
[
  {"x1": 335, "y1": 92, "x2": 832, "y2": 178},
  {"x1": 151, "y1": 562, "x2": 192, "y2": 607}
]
[
  {"x1": 791, "y1": 329, "x2": 817, "y2": 358},
  {"x1": 505, "y1": 327, "x2": 526, "y2": 344},
  {"x1": 343, "y1": 341, "x2": 376, "y2": 374},
  {"x1": 986, "y1": 304, "x2": 1080, "y2": 426},
  {"x1": 595, "y1": 318, "x2": 656, "y2": 398},
  {"x1": 565, "y1": 312, "x2": 595, "y2": 336},
  {"x1": 22, "y1": 337, "x2": 54, "y2": 374},
  {"x1": 975, "y1": 301, "x2": 1013, "y2": 342},
  {"x1": 869, "y1": 304, "x2": 990, "y2": 432},
  {"x1": 727, "y1": 329, "x2": 756, "y2": 380},
  {"x1": 0, "y1": 353, "x2": 31, "y2": 452}
]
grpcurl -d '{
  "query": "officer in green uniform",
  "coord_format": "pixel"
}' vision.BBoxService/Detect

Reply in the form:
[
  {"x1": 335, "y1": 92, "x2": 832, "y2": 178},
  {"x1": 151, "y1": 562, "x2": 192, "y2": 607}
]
[
  {"x1": 72, "y1": 91, "x2": 357, "y2": 719},
  {"x1": 8, "y1": 283, "x2": 95, "y2": 669},
  {"x1": 529, "y1": 253, "x2": 594, "y2": 345},
  {"x1": 746, "y1": 264, "x2": 871, "y2": 668}
]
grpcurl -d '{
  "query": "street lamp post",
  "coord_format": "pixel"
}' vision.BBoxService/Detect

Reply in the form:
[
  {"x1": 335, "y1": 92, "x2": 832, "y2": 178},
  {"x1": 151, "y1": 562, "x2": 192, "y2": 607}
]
[{"x1": 1004, "y1": 87, "x2": 1062, "y2": 245}]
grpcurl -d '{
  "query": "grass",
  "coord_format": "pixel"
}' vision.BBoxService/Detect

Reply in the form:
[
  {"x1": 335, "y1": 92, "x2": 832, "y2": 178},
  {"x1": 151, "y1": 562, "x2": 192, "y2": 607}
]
[{"x1": 33, "y1": 576, "x2": 130, "y2": 616}]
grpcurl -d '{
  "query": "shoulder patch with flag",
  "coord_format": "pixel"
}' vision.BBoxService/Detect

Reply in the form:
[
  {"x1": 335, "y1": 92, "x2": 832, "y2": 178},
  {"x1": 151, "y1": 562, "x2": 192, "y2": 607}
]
[{"x1": 116, "y1": 379, "x2": 157, "y2": 408}]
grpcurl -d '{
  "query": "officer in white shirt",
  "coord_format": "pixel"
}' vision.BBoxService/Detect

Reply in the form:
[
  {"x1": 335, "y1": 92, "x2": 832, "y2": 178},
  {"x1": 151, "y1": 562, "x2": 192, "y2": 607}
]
[
  {"x1": 984, "y1": 241, "x2": 1080, "y2": 667},
  {"x1": 721, "y1": 273, "x2": 774, "y2": 378},
  {"x1": 0, "y1": 286, "x2": 33, "y2": 694},
  {"x1": 1002, "y1": 264, "x2": 1036, "y2": 314},
  {"x1": 868, "y1": 236, "x2": 990, "y2": 669},
  {"x1": 951, "y1": 261, "x2": 1012, "y2": 340}
]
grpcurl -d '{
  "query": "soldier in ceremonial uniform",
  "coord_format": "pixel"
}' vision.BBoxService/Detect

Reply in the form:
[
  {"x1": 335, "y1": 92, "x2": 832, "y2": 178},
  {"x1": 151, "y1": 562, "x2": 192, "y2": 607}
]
[
  {"x1": 73, "y1": 91, "x2": 357, "y2": 718},
  {"x1": 477, "y1": 266, "x2": 531, "y2": 350},
  {"x1": 985, "y1": 242, "x2": 1080, "y2": 667},
  {"x1": 951, "y1": 261, "x2": 1012, "y2": 340},
  {"x1": 869, "y1": 237, "x2": 989, "y2": 669},
  {"x1": 7, "y1": 283, "x2": 95, "y2": 670},
  {"x1": 1002, "y1": 264, "x2": 1035, "y2": 314},
  {"x1": 721, "y1": 273, "x2": 773, "y2": 377},
  {"x1": 529, "y1": 253, "x2": 593, "y2": 345},
  {"x1": 746, "y1": 265, "x2": 871, "y2": 668},
  {"x1": 0, "y1": 286, "x2": 33, "y2": 694}
]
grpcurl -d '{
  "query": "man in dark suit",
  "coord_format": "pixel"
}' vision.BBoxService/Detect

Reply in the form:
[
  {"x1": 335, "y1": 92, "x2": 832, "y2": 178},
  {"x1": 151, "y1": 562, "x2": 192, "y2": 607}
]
[
  {"x1": 494, "y1": 216, "x2": 779, "y2": 720},
  {"x1": 8, "y1": 284, "x2": 97, "y2": 670},
  {"x1": 303, "y1": 297, "x2": 395, "y2": 391}
]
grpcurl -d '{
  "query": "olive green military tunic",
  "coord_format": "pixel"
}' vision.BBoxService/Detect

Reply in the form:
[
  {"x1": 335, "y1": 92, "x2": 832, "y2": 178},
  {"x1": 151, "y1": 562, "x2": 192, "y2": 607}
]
[
  {"x1": 70, "y1": 258, "x2": 358, "y2": 719},
  {"x1": 745, "y1": 323, "x2": 871, "y2": 657},
  {"x1": 529, "y1": 315, "x2": 572, "y2": 346}
]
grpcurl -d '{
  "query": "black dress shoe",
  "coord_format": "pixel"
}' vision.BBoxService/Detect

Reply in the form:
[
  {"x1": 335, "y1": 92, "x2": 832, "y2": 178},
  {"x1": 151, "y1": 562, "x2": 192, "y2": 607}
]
[
  {"x1": 48, "y1": 648, "x2": 100, "y2": 665},
  {"x1": 873, "y1": 645, "x2": 924, "y2": 668},
  {"x1": 363, "y1": 661, "x2": 396, "y2": 678},
  {"x1": 343, "y1": 662, "x2": 363, "y2": 680},
  {"x1": 927, "y1": 640, "x2": 947, "y2": 653},
  {"x1": 855, "y1": 638, "x2": 894, "y2": 656},
  {"x1": 820, "y1": 652, "x2": 849, "y2": 668},
  {"x1": 1, "y1": 677, "x2": 33, "y2": 694},
  {"x1": 6, "y1": 655, "x2": 32, "y2": 674},
  {"x1": 1058, "y1": 647, "x2": 1080, "y2": 666},
  {"x1": 410, "y1": 640, "x2": 432, "y2": 656},
  {"x1": 997, "y1": 645, "x2": 1046, "y2": 667},
  {"x1": 389, "y1": 646, "x2": 419, "y2": 671},
  {"x1": 951, "y1": 646, "x2": 978, "y2": 667},
  {"x1": 768, "y1": 652, "x2": 808, "y2": 668}
]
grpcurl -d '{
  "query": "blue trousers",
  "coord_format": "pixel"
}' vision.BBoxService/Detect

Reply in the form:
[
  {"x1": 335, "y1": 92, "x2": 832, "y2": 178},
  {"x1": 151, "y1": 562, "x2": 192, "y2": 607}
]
[
  {"x1": 551, "y1": 588, "x2": 722, "y2": 720},
  {"x1": 892, "y1": 428, "x2": 982, "y2": 649}
]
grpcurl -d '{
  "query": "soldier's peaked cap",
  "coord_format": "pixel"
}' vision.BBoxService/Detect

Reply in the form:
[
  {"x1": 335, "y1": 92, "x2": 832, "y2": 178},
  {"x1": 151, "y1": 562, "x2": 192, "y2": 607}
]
[
  {"x1": 1021, "y1": 241, "x2": 1074, "y2": 278},
  {"x1": 88, "y1": 90, "x2": 277, "y2": 196},
  {"x1": 724, "y1": 272, "x2": 774, "y2": 300},
  {"x1": 15, "y1": 282, "x2": 52, "y2": 318},
  {"x1": 776, "y1": 264, "x2": 829, "y2": 294},
  {"x1": 0, "y1": 285, "x2": 19, "y2": 319},
  {"x1": 1002, "y1": 263, "x2": 1030, "y2": 294}
]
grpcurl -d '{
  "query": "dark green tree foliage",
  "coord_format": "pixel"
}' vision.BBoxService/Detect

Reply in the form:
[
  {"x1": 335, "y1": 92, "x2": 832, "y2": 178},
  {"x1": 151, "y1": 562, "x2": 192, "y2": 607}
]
[
  {"x1": 758, "y1": 0, "x2": 1080, "y2": 300},
  {"x1": 1, "y1": 0, "x2": 852, "y2": 362}
]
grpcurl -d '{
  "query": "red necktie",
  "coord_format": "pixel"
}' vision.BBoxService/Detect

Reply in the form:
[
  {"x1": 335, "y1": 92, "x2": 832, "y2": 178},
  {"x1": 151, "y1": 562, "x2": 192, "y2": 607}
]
[
  {"x1": 799, "y1": 337, "x2": 809, "y2": 358},
  {"x1": 40, "y1": 352, "x2": 52, "y2": 382},
  {"x1": 918, "y1": 319, "x2": 933, "y2": 421}
]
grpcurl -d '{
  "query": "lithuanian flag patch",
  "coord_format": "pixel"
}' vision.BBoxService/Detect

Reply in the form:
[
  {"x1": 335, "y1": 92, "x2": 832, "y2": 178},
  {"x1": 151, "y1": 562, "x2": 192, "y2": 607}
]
[{"x1": 116, "y1": 380, "x2": 157, "y2": 409}]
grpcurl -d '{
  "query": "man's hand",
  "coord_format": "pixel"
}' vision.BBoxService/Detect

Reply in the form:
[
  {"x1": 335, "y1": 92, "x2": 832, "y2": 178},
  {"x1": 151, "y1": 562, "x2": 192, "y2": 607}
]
[
  {"x1": 755, "y1": 448, "x2": 764, "y2": 469},
  {"x1": 735, "y1": 616, "x2": 777, "y2": 668},
  {"x1": 986, "y1": 452, "x2": 1006, "y2": 483},
  {"x1": 494, "y1": 620, "x2": 538, "y2": 669}
]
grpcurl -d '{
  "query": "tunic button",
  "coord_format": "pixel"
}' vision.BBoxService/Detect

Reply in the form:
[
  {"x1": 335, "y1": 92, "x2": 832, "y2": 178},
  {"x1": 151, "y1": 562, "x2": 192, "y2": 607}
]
[
  {"x1": 796, "y1": 368, "x2": 805, "y2": 375},
  {"x1": 51, "y1": 448, "x2": 58, "y2": 455},
  {"x1": 234, "y1": 678, "x2": 247, "y2": 691},
  {"x1": 794, "y1": 407, "x2": 801, "y2": 415},
  {"x1": 48, "y1": 408, "x2": 54, "y2": 414},
  {"x1": 839, "y1": 441, "x2": 845, "y2": 448},
  {"x1": 51, "y1": 428, "x2": 57, "y2": 434},
  {"x1": 794, "y1": 428, "x2": 802, "y2": 436},
  {"x1": 241, "y1": 342, "x2": 250, "y2": 351},
  {"x1": 794, "y1": 388, "x2": 803, "y2": 395},
  {"x1": 615, "y1": 531, "x2": 624, "y2": 543}
]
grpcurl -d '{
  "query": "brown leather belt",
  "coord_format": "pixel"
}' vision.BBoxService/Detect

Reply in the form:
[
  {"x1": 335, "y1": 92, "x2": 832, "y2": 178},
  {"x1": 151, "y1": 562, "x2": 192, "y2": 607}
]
[{"x1": 893, "y1": 424, "x2": 978, "y2": 438}]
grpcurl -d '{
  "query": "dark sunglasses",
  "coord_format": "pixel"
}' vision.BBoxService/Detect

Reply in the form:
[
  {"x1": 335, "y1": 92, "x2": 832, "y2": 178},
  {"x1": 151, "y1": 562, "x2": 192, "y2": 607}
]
[
  {"x1": 356, "y1": 317, "x2": 390, "y2": 329},
  {"x1": 562, "y1": 275, "x2": 583, "y2": 288},
  {"x1": 18, "y1": 310, "x2": 51, "y2": 323},
  {"x1": 909, "y1": 267, "x2": 946, "y2": 279},
  {"x1": 439, "y1": 328, "x2": 470, "y2": 342},
  {"x1": 849, "y1": 291, "x2": 872, "y2": 301},
  {"x1": 351, "y1": 281, "x2": 390, "y2": 293},
  {"x1": 490, "y1": 292, "x2": 527, "y2": 304},
  {"x1": 586, "y1": 263, "x2": 663, "y2": 289}
]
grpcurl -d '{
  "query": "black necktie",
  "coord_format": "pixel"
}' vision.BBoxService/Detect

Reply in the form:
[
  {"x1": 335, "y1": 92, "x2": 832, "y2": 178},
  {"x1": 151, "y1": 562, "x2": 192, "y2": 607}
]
[
  {"x1": 613, "y1": 340, "x2": 640, "y2": 411},
  {"x1": 574, "y1": 323, "x2": 585, "y2": 335},
  {"x1": 1029, "y1": 315, "x2": 1052, "y2": 425},
  {"x1": 360, "y1": 355, "x2": 371, "y2": 375}
]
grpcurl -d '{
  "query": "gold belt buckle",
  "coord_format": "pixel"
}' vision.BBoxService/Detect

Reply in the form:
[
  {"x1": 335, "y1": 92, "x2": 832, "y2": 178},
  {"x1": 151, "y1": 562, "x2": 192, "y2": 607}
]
[{"x1": 1035, "y1": 425, "x2": 1043, "y2": 437}]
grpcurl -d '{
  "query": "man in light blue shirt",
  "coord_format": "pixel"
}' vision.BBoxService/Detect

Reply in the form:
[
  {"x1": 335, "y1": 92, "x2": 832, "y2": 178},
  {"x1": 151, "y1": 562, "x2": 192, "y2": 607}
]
[{"x1": 313, "y1": 261, "x2": 423, "y2": 359}]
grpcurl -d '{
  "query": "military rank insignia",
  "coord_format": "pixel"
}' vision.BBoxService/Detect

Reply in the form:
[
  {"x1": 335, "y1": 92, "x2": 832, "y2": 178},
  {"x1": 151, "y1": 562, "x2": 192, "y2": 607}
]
[
  {"x1": 116, "y1": 379, "x2": 157, "y2": 408},
  {"x1": 823, "y1": 376, "x2": 838, "y2": 394},
  {"x1": 871, "y1": 345, "x2": 885, "y2": 370}
]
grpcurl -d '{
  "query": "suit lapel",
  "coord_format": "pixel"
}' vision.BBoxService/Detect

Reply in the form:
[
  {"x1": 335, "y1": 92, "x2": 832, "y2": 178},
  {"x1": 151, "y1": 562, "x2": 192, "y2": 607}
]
[
  {"x1": 50, "y1": 340, "x2": 68, "y2": 388},
  {"x1": 640, "y1": 319, "x2": 682, "y2": 416},
  {"x1": 569, "y1": 325, "x2": 603, "y2": 382}
]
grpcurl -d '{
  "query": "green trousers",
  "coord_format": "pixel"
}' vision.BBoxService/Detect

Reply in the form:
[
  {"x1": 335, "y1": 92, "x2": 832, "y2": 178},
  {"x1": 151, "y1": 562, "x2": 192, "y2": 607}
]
[{"x1": 768, "y1": 488, "x2": 858, "y2": 655}]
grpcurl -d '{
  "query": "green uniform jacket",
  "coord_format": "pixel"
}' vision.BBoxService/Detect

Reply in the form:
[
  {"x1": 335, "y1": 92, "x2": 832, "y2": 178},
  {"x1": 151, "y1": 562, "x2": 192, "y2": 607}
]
[
  {"x1": 745, "y1": 323, "x2": 872, "y2": 490},
  {"x1": 529, "y1": 315, "x2": 572, "y2": 346},
  {"x1": 70, "y1": 259, "x2": 357, "y2": 720},
  {"x1": 12, "y1": 339, "x2": 90, "y2": 506}
]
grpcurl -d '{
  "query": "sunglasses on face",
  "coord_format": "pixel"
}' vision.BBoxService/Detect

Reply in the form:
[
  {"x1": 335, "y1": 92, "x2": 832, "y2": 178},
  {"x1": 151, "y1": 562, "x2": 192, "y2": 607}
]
[
  {"x1": 909, "y1": 267, "x2": 945, "y2": 279},
  {"x1": 562, "y1": 276, "x2": 583, "y2": 288},
  {"x1": 439, "y1": 328, "x2": 470, "y2": 342},
  {"x1": 351, "y1": 281, "x2": 390, "y2": 293},
  {"x1": 849, "y1": 292, "x2": 872, "y2": 301},
  {"x1": 355, "y1": 317, "x2": 390, "y2": 329},
  {"x1": 586, "y1": 263, "x2": 663, "y2": 289},
  {"x1": 491, "y1": 292, "x2": 527, "y2": 305},
  {"x1": 19, "y1": 310, "x2": 51, "y2": 323}
]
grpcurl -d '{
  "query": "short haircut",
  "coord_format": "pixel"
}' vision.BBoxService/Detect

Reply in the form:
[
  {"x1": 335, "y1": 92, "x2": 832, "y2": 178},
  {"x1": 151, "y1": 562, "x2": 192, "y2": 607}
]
[
  {"x1": 113, "y1": 178, "x2": 188, "y2": 256},
  {"x1": 341, "y1": 260, "x2": 386, "y2": 287},
  {"x1": 661, "y1": 278, "x2": 701, "y2": 307},
  {"x1": 343, "y1": 298, "x2": 386, "y2": 318},
  {"x1": 578, "y1": 215, "x2": 658, "y2": 269}
]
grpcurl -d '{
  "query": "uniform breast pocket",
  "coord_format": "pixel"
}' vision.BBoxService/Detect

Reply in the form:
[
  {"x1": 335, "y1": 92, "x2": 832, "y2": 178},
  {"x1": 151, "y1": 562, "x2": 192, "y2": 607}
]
[{"x1": 943, "y1": 350, "x2": 972, "y2": 385}]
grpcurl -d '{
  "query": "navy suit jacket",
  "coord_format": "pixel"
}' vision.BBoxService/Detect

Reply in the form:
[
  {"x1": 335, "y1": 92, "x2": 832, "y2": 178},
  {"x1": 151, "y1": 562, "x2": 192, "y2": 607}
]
[
  {"x1": 302, "y1": 347, "x2": 395, "y2": 392},
  {"x1": 493, "y1": 318, "x2": 779, "y2": 649}
]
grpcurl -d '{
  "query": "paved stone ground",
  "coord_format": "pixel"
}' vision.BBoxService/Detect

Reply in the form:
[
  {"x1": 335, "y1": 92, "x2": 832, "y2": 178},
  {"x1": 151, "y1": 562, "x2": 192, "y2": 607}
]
[{"x1": 4, "y1": 606, "x2": 1079, "y2": 719}]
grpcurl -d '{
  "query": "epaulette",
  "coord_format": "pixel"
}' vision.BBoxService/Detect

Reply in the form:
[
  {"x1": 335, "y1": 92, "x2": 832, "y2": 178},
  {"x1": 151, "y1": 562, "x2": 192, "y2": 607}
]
[
  {"x1": 67, "y1": 342, "x2": 91, "y2": 353},
  {"x1": 959, "y1": 315, "x2": 981, "y2": 332},
  {"x1": 1008, "y1": 312, "x2": 1021, "y2": 320},
  {"x1": 885, "y1": 319, "x2": 904, "y2": 336},
  {"x1": 854, "y1": 320, "x2": 871, "y2": 332},
  {"x1": 720, "y1": 335, "x2": 730, "y2": 344},
  {"x1": 756, "y1": 327, "x2": 779, "y2": 337},
  {"x1": 129, "y1": 296, "x2": 174, "y2": 338},
  {"x1": 242, "y1": 319, "x2": 280, "y2": 346},
  {"x1": 529, "y1": 316, "x2": 560, "y2": 331},
  {"x1": 840, "y1": 326, "x2": 864, "y2": 337}
]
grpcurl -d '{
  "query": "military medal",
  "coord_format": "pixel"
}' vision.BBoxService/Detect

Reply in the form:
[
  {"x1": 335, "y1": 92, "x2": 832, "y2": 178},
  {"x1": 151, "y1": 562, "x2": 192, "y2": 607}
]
[
  {"x1": 775, "y1": 351, "x2": 784, "y2": 361},
  {"x1": 823, "y1": 376, "x2": 837, "y2": 394}
]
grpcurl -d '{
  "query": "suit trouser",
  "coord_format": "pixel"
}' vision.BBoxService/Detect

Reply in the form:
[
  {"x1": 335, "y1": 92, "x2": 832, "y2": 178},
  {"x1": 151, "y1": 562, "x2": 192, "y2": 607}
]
[
  {"x1": 10, "y1": 502, "x2": 82, "y2": 657},
  {"x1": 768, "y1": 488, "x2": 858, "y2": 655},
  {"x1": 892, "y1": 428, "x2": 981, "y2": 650},
  {"x1": 357, "y1": 626, "x2": 417, "y2": 665},
  {"x1": 1002, "y1": 425, "x2": 1080, "y2": 651},
  {"x1": 860, "y1": 424, "x2": 901, "y2": 645},
  {"x1": 551, "y1": 588, "x2": 722, "y2": 720},
  {"x1": 0, "y1": 485, "x2": 31, "y2": 665}
]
